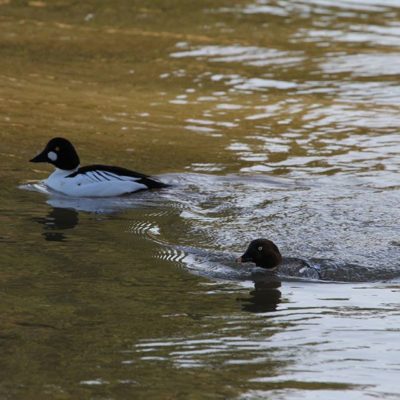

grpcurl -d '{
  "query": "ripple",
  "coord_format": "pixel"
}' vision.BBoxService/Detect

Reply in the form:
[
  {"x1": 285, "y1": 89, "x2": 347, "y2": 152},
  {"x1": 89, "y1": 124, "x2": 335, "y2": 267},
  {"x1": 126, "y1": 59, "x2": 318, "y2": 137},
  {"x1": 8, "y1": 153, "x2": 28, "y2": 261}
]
[
  {"x1": 80, "y1": 379, "x2": 108, "y2": 386},
  {"x1": 298, "y1": 24, "x2": 400, "y2": 47},
  {"x1": 155, "y1": 247, "x2": 186, "y2": 263},
  {"x1": 207, "y1": 73, "x2": 299, "y2": 93},
  {"x1": 298, "y1": 81, "x2": 400, "y2": 105},
  {"x1": 128, "y1": 221, "x2": 161, "y2": 238},
  {"x1": 171, "y1": 45, "x2": 304, "y2": 68},
  {"x1": 217, "y1": 0, "x2": 400, "y2": 19},
  {"x1": 189, "y1": 163, "x2": 225, "y2": 172},
  {"x1": 152, "y1": 173, "x2": 400, "y2": 271},
  {"x1": 321, "y1": 53, "x2": 400, "y2": 77},
  {"x1": 131, "y1": 281, "x2": 400, "y2": 398},
  {"x1": 301, "y1": 104, "x2": 400, "y2": 128},
  {"x1": 233, "y1": 78, "x2": 298, "y2": 91}
]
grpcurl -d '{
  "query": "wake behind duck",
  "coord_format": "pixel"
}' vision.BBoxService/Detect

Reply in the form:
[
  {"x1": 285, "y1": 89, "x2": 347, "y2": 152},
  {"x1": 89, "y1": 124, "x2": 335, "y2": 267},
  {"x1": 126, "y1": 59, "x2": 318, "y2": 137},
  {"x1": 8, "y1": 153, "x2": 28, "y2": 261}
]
[{"x1": 161, "y1": 238, "x2": 400, "y2": 283}]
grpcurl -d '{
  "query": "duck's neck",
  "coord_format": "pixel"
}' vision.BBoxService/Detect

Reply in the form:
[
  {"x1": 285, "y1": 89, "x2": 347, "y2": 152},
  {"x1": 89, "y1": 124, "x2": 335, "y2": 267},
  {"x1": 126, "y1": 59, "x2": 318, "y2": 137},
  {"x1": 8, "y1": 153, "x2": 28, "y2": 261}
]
[{"x1": 257, "y1": 263, "x2": 279, "y2": 272}]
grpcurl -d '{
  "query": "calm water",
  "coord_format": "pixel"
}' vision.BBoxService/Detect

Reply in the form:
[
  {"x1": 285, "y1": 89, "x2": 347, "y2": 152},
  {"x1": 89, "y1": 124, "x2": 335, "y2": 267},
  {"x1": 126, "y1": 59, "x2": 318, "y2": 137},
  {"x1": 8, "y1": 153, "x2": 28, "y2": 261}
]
[{"x1": 1, "y1": 0, "x2": 400, "y2": 398}]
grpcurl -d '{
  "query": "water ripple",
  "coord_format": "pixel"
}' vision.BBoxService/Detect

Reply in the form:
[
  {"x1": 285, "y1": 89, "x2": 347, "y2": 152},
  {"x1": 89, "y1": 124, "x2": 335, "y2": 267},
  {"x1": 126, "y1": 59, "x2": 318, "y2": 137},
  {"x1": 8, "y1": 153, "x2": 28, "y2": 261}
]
[{"x1": 171, "y1": 45, "x2": 304, "y2": 68}]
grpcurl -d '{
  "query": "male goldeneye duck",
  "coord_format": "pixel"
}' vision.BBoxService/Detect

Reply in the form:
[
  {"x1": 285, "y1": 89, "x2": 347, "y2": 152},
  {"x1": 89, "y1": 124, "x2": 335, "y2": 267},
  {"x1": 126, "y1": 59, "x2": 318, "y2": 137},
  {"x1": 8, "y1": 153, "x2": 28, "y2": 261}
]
[
  {"x1": 30, "y1": 137, "x2": 168, "y2": 197},
  {"x1": 237, "y1": 238, "x2": 282, "y2": 270}
]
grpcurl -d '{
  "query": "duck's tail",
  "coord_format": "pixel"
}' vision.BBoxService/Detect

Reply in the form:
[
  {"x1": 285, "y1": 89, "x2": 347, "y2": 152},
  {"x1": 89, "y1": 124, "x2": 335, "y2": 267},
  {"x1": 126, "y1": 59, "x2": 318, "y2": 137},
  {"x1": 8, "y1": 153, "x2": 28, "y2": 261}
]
[{"x1": 144, "y1": 177, "x2": 171, "y2": 189}]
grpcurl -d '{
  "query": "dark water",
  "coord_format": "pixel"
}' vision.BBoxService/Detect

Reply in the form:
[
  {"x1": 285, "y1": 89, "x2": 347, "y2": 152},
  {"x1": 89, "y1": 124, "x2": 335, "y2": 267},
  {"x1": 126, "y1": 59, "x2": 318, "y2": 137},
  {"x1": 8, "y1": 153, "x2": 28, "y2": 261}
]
[{"x1": 1, "y1": 0, "x2": 400, "y2": 398}]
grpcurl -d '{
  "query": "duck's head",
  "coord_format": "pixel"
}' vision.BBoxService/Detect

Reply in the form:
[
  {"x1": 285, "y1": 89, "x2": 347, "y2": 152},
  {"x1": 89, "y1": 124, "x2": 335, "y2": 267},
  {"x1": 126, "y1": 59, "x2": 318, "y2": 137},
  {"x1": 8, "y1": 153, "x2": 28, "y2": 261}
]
[
  {"x1": 30, "y1": 137, "x2": 80, "y2": 170},
  {"x1": 238, "y1": 238, "x2": 282, "y2": 270}
]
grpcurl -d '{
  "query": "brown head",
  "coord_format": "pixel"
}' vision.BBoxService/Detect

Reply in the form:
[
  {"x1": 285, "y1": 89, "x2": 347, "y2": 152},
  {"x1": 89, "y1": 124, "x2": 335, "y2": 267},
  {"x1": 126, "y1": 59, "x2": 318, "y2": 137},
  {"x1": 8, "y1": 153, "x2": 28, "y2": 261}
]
[{"x1": 237, "y1": 238, "x2": 282, "y2": 270}]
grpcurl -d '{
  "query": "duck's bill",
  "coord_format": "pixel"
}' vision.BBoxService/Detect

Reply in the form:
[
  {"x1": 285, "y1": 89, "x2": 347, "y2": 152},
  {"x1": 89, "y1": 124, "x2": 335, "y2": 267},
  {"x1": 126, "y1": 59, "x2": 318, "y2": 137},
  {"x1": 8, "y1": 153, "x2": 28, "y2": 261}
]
[
  {"x1": 236, "y1": 254, "x2": 253, "y2": 263},
  {"x1": 30, "y1": 151, "x2": 47, "y2": 163}
]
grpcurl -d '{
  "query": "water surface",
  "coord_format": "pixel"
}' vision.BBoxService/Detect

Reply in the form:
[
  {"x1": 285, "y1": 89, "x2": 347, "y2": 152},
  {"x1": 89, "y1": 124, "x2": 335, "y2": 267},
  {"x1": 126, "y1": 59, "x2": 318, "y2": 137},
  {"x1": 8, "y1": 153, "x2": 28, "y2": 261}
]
[{"x1": 1, "y1": 0, "x2": 400, "y2": 399}]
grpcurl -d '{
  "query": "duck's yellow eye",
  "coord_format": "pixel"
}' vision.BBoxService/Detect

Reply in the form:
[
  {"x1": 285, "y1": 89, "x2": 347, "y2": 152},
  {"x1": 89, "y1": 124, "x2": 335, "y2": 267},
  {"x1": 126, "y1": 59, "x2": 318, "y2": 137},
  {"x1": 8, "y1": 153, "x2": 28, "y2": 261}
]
[
  {"x1": 55, "y1": 146, "x2": 60, "y2": 152},
  {"x1": 258, "y1": 246, "x2": 263, "y2": 251}
]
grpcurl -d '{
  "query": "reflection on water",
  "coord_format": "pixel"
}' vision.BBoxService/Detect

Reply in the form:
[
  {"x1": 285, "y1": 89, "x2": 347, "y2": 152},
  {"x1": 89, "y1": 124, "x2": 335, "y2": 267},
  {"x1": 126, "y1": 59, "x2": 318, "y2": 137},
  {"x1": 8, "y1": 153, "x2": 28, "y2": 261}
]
[
  {"x1": 1, "y1": 0, "x2": 400, "y2": 398},
  {"x1": 240, "y1": 287, "x2": 282, "y2": 313},
  {"x1": 133, "y1": 281, "x2": 400, "y2": 399},
  {"x1": 240, "y1": 272, "x2": 282, "y2": 313},
  {"x1": 33, "y1": 207, "x2": 79, "y2": 241}
]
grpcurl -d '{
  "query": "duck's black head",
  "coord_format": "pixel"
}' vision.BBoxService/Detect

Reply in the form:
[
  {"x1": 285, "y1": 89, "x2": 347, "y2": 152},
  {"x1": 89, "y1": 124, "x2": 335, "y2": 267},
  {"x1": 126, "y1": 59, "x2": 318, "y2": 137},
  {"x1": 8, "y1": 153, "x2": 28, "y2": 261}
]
[
  {"x1": 238, "y1": 238, "x2": 282, "y2": 270},
  {"x1": 30, "y1": 137, "x2": 80, "y2": 170}
]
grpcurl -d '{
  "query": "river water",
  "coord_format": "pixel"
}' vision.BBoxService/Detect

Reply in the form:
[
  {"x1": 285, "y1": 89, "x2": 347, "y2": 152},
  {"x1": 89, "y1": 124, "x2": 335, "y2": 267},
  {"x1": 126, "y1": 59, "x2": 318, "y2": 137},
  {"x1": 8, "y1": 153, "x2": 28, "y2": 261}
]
[{"x1": 1, "y1": 0, "x2": 400, "y2": 398}]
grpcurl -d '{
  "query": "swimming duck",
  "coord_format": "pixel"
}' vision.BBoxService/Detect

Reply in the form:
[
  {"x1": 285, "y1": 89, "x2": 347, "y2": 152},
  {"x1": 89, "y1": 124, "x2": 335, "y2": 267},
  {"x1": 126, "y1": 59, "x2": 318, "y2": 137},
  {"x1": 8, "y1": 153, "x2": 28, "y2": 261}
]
[
  {"x1": 237, "y1": 238, "x2": 400, "y2": 282},
  {"x1": 238, "y1": 238, "x2": 283, "y2": 270},
  {"x1": 30, "y1": 137, "x2": 168, "y2": 197}
]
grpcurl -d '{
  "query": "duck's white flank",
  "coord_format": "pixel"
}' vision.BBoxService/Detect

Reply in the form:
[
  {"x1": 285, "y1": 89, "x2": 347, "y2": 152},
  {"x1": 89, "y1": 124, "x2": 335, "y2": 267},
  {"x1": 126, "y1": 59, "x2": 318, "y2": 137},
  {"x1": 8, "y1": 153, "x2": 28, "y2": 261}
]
[{"x1": 44, "y1": 168, "x2": 148, "y2": 197}]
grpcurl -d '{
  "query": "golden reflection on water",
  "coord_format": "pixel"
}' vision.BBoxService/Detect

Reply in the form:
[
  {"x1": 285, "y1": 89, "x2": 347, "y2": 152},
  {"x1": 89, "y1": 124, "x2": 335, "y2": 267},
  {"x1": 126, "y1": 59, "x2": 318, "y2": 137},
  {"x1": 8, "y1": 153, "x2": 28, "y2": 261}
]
[
  {"x1": 1, "y1": 0, "x2": 399, "y2": 178},
  {"x1": 1, "y1": 0, "x2": 400, "y2": 399}
]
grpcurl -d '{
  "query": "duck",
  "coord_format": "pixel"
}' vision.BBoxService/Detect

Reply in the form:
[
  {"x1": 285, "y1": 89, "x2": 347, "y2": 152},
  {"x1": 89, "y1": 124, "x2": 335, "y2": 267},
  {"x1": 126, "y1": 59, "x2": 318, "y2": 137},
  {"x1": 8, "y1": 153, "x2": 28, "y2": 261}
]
[
  {"x1": 238, "y1": 238, "x2": 324, "y2": 280},
  {"x1": 237, "y1": 238, "x2": 283, "y2": 270},
  {"x1": 30, "y1": 137, "x2": 168, "y2": 197},
  {"x1": 238, "y1": 238, "x2": 322, "y2": 280},
  {"x1": 237, "y1": 238, "x2": 400, "y2": 282}
]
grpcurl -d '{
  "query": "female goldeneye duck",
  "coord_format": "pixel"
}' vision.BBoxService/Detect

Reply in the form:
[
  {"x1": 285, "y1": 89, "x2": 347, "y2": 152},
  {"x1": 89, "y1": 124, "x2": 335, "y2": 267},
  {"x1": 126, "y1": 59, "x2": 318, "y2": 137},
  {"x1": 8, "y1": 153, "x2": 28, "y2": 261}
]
[
  {"x1": 30, "y1": 137, "x2": 168, "y2": 197},
  {"x1": 238, "y1": 238, "x2": 282, "y2": 270}
]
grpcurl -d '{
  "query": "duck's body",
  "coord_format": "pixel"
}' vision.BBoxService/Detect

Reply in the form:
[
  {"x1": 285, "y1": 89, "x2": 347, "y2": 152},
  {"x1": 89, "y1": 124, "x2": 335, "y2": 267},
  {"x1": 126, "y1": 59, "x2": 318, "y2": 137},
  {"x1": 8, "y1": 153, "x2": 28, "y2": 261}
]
[
  {"x1": 30, "y1": 138, "x2": 168, "y2": 197},
  {"x1": 239, "y1": 239, "x2": 399, "y2": 282},
  {"x1": 44, "y1": 165, "x2": 166, "y2": 197}
]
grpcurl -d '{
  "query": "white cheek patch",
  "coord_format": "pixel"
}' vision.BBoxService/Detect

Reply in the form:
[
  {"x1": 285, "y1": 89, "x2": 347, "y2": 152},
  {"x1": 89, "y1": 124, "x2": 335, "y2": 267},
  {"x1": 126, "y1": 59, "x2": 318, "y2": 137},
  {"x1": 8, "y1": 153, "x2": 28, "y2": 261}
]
[{"x1": 48, "y1": 151, "x2": 58, "y2": 161}]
